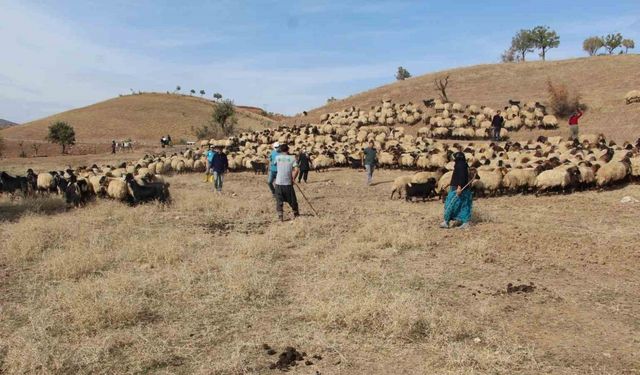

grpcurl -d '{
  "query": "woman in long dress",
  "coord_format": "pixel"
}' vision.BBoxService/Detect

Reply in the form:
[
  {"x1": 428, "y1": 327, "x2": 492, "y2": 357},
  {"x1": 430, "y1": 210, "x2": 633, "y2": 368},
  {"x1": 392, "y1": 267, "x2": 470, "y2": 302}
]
[{"x1": 440, "y1": 152, "x2": 473, "y2": 229}]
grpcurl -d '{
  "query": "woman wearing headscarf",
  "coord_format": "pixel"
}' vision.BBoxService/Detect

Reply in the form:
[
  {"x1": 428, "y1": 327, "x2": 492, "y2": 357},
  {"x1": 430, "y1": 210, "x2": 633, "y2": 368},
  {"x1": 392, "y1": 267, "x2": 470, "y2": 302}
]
[{"x1": 440, "y1": 152, "x2": 473, "y2": 229}]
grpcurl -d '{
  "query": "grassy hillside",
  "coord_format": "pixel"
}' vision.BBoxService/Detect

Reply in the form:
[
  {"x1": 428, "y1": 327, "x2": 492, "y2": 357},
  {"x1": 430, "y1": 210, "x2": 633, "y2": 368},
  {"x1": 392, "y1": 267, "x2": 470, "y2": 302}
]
[
  {"x1": 1, "y1": 93, "x2": 276, "y2": 145},
  {"x1": 290, "y1": 55, "x2": 640, "y2": 141}
]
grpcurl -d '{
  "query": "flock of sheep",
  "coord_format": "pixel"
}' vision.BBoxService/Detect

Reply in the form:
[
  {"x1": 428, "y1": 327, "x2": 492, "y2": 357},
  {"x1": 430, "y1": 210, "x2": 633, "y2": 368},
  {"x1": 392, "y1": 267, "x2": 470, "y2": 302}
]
[
  {"x1": 318, "y1": 98, "x2": 559, "y2": 140},
  {"x1": 3, "y1": 95, "x2": 640, "y2": 207}
]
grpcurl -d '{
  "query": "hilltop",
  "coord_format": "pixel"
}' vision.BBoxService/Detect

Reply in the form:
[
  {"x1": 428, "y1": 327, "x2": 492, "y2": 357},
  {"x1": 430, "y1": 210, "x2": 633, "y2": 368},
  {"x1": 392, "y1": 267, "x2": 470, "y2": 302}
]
[
  {"x1": 289, "y1": 55, "x2": 640, "y2": 141},
  {"x1": 0, "y1": 93, "x2": 276, "y2": 145},
  {"x1": 0, "y1": 119, "x2": 18, "y2": 128}
]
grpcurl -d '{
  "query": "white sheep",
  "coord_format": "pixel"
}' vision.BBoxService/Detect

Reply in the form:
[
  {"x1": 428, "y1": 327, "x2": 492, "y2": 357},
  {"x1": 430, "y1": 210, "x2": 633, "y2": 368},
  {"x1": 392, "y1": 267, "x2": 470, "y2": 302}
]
[{"x1": 390, "y1": 175, "x2": 413, "y2": 199}]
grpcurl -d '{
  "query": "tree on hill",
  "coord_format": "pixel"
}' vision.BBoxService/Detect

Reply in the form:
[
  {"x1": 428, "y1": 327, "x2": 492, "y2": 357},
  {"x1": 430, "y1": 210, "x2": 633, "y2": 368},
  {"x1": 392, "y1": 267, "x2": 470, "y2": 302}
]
[
  {"x1": 200, "y1": 89, "x2": 206, "y2": 97},
  {"x1": 175, "y1": 85, "x2": 181, "y2": 93},
  {"x1": 326, "y1": 96, "x2": 338, "y2": 103},
  {"x1": 211, "y1": 100, "x2": 237, "y2": 135},
  {"x1": 213, "y1": 92, "x2": 223, "y2": 101},
  {"x1": 190, "y1": 89, "x2": 196, "y2": 96},
  {"x1": 604, "y1": 33, "x2": 623, "y2": 54},
  {"x1": 622, "y1": 38, "x2": 635, "y2": 54},
  {"x1": 510, "y1": 29, "x2": 534, "y2": 61},
  {"x1": 395, "y1": 66, "x2": 411, "y2": 80},
  {"x1": 46, "y1": 121, "x2": 76, "y2": 154},
  {"x1": 192, "y1": 99, "x2": 238, "y2": 139},
  {"x1": 434, "y1": 74, "x2": 450, "y2": 102},
  {"x1": 530, "y1": 25, "x2": 560, "y2": 61},
  {"x1": 583, "y1": 36, "x2": 604, "y2": 56}
]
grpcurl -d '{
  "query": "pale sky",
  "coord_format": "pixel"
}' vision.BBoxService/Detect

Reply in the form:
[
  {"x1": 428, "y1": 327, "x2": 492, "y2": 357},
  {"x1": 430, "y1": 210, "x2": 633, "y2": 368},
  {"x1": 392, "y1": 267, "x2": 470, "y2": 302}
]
[{"x1": 1, "y1": 0, "x2": 638, "y2": 123}]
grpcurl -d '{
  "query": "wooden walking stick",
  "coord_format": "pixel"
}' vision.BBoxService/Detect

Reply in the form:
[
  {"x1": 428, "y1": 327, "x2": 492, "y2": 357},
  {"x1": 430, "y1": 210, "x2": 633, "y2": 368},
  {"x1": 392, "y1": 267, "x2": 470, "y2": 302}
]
[{"x1": 294, "y1": 182, "x2": 319, "y2": 216}]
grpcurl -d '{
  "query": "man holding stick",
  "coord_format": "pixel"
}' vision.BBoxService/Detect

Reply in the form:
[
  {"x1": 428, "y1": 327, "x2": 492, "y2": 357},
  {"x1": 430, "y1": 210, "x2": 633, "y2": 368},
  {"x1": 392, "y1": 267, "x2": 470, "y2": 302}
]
[{"x1": 273, "y1": 143, "x2": 300, "y2": 221}]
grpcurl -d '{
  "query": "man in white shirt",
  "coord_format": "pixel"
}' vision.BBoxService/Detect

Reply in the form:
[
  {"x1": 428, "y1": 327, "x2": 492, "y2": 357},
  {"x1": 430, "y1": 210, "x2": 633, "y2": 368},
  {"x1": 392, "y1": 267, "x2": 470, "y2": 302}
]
[{"x1": 274, "y1": 143, "x2": 300, "y2": 221}]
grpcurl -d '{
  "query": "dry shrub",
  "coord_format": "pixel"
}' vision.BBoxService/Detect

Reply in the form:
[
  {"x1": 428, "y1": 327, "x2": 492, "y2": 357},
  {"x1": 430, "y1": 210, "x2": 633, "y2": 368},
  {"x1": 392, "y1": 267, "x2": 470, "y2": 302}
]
[{"x1": 546, "y1": 79, "x2": 587, "y2": 118}]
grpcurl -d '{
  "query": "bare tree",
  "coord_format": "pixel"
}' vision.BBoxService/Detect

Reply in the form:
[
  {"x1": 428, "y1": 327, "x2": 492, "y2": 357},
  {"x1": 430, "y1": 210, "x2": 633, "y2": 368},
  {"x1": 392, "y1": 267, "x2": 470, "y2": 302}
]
[{"x1": 434, "y1": 74, "x2": 450, "y2": 102}]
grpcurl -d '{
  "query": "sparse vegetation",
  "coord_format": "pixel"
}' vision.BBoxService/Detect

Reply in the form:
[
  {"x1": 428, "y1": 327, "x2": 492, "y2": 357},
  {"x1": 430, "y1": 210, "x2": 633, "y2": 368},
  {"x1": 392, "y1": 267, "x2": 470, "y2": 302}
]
[
  {"x1": 604, "y1": 33, "x2": 623, "y2": 54},
  {"x1": 31, "y1": 143, "x2": 40, "y2": 157},
  {"x1": 583, "y1": 36, "x2": 605, "y2": 56},
  {"x1": 46, "y1": 121, "x2": 76, "y2": 154},
  {"x1": 192, "y1": 99, "x2": 237, "y2": 139},
  {"x1": 395, "y1": 66, "x2": 411, "y2": 80},
  {"x1": 0, "y1": 134, "x2": 4, "y2": 157},
  {"x1": 213, "y1": 92, "x2": 223, "y2": 101},
  {"x1": 500, "y1": 47, "x2": 517, "y2": 63},
  {"x1": 546, "y1": 79, "x2": 586, "y2": 118},
  {"x1": 327, "y1": 96, "x2": 338, "y2": 103}
]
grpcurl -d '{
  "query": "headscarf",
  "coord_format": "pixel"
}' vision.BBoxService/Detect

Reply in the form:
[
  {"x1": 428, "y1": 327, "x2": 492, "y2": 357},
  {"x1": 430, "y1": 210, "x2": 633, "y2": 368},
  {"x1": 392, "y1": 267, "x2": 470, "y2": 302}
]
[{"x1": 450, "y1": 152, "x2": 469, "y2": 189}]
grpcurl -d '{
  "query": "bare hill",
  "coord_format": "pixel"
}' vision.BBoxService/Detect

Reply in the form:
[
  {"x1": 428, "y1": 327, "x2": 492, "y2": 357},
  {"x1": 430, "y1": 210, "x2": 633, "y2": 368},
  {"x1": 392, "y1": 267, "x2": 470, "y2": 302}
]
[
  {"x1": 290, "y1": 55, "x2": 640, "y2": 141},
  {"x1": 1, "y1": 93, "x2": 276, "y2": 145},
  {"x1": 0, "y1": 119, "x2": 18, "y2": 128}
]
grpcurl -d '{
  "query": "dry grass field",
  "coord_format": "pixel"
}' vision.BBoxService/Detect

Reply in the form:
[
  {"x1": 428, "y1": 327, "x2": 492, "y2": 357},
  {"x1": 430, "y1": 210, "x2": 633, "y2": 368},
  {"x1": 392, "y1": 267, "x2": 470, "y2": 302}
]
[
  {"x1": 1, "y1": 93, "x2": 275, "y2": 146},
  {"x1": 289, "y1": 55, "x2": 640, "y2": 142},
  {"x1": 1, "y1": 153, "x2": 639, "y2": 374}
]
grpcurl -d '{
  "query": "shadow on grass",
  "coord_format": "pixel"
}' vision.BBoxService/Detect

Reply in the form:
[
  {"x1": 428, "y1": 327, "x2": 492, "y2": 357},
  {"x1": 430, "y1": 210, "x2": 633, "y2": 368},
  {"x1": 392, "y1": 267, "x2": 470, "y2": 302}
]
[{"x1": 0, "y1": 197, "x2": 67, "y2": 222}]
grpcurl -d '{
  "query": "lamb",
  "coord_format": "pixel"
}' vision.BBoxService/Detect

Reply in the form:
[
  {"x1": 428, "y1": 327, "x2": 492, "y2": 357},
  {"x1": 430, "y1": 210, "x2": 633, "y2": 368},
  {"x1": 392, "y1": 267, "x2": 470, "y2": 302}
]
[{"x1": 390, "y1": 175, "x2": 413, "y2": 199}]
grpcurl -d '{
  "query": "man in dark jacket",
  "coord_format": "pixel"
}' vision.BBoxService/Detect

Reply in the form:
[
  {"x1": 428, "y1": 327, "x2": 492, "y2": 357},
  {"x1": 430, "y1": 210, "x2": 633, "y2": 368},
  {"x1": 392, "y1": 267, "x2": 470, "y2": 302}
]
[
  {"x1": 297, "y1": 148, "x2": 310, "y2": 183},
  {"x1": 211, "y1": 146, "x2": 228, "y2": 193},
  {"x1": 491, "y1": 110, "x2": 504, "y2": 141}
]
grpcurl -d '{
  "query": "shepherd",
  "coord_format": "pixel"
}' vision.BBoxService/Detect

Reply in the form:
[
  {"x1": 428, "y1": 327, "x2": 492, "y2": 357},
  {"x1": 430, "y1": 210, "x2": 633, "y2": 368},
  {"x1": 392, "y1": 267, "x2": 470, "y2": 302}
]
[
  {"x1": 267, "y1": 142, "x2": 280, "y2": 196},
  {"x1": 568, "y1": 109, "x2": 583, "y2": 140},
  {"x1": 440, "y1": 152, "x2": 473, "y2": 229},
  {"x1": 273, "y1": 143, "x2": 300, "y2": 221}
]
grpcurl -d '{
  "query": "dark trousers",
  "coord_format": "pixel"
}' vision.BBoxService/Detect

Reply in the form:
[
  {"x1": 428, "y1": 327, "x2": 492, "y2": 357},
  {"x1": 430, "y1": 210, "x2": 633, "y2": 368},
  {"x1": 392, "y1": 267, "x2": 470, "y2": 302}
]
[
  {"x1": 297, "y1": 169, "x2": 309, "y2": 183},
  {"x1": 492, "y1": 127, "x2": 501, "y2": 141},
  {"x1": 275, "y1": 184, "x2": 299, "y2": 218}
]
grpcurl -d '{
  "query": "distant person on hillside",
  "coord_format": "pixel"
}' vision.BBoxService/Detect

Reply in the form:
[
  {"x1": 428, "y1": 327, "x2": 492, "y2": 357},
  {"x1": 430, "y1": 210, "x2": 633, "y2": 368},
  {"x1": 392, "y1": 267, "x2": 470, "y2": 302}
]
[
  {"x1": 211, "y1": 146, "x2": 228, "y2": 193},
  {"x1": 111, "y1": 140, "x2": 116, "y2": 154},
  {"x1": 273, "y1": 143, "x2": 299, "y2": 221},
  {"x1": 167, "y1": 135, "x2": 172, "y2": 145},
  {"x1": 161, "y1": 136, "x2": 167, "y2": 148},
  {"x1": 297, "y1": 148, "x2": 310, "y2": 183},
  {"x1": 568, "y1": 109, "x2": 584, "y2": 140},
  {"x1": 362, "y1": 141, "x2": 377, "y2": 186},
  {"x1": 491, "y1": 110, "x2": 505, "y2": 141},
  {"x1": 440, "y1": 152, "x2": 473, "y2": 229},
  {"x1": 267, "y1": 142, "x2": 280, "y2": 196}
]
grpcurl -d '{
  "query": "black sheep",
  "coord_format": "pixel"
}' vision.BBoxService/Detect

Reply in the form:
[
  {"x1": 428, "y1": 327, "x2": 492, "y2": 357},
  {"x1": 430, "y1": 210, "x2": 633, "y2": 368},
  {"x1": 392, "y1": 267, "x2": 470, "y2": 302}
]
[
  {"x1": 124, "y1": 173, "x2": 170, "y2": 204},
  {"x1": 0, "y1": 171, "x2": 29, "y2": 196},
  {"x1": 405, "y1": 178, "x2": 437, "y2": 202},
  {"x1": 251, "y1": 161, "x2": 267, "y2": 175}
]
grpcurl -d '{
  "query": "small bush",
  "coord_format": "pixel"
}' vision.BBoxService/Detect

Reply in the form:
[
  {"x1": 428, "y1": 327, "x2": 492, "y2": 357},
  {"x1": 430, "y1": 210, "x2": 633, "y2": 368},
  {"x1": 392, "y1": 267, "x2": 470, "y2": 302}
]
[{"x1": 546, "y1": 80, "x2": 587, "y2": 118}]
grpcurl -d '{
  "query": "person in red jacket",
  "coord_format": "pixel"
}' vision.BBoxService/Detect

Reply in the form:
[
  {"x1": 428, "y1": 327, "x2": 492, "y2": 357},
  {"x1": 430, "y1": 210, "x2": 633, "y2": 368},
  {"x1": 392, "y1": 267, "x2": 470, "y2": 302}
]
[{"x1": 568, "y1": 110, "x2": 583, "y2": 140}]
